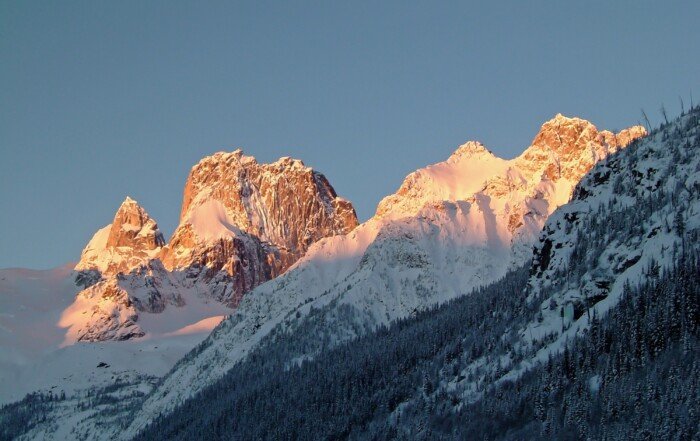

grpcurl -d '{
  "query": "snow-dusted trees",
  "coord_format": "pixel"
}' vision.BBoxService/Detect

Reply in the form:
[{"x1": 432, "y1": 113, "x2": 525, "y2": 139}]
[{"x1": 128, "y1": 245, "x2": 699, "y2": 440}]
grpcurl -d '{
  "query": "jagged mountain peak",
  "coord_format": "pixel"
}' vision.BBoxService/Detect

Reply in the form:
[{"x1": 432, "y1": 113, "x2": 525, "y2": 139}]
[
  {"x1": 540, "y1": 113, "x2": 601, "y2": 132},
  {"x1": 528, "y1": 113, "x2": 646, "y2": 155},
  {"x1": 375, "y1": 115, "x2": 645, "y2": 222},
  {"x1": 271, "y1": 155, "x2": 307, "y2": 170},
  {"x1": 180, "y1": 150, "x2": 322, "y2": 221},
  {"x1": 602, "y1": 124, "x2": 648, "y2": 147},
  {"x1": 74, "y1": 198, "x2": 164, "y2": 276},
  {"x1": 549, "y1": 112, "x2": 587, "y2": 124},
  {"x1": 63, "y1": 147, "x2": 358, "y2": 344},
  {"x1": 516, "y1": 114, "x2": 646, "y2": 186},
  {"x1": 175, "y1": 149, "x2": 357, "y2": 252},
  {"x1": 530, "y1": 113, "x2": 600, "y2": 153},
  {"x1": 157, "y1": 148, "x2": 358, "y2": 304},
  {"x1": 189, "y1": 150, "x2": 310, "y2": 183},
  {"x1": 107, "y1": 197, "x2": 164, "y2": 249}
]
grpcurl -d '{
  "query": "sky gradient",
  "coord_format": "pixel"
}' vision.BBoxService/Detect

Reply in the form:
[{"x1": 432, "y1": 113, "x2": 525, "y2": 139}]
[{"x1": 2, "y1": 1, "x2": 699, "y2": 269}]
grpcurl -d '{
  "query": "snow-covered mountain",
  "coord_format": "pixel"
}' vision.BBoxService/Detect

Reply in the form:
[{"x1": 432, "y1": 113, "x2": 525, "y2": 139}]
[
  {"x1": 123, "y1": 109, "x2": 698, "y2": 441},
  {"x1": 123, "y1": 115, "x2": 645, "y2": 435},
  {"x1": 58, "y1": 151, "x2": 358, "y2": 344},
  {"x1": 387, "y1": 106, "x2": 700, "y2": 438},
  {"x1": 0, "y1": 150, "x2": 356, "y2": 410}
]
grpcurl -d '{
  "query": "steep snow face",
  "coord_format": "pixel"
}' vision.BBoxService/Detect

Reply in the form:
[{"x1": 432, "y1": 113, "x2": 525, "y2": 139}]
[
  {"x1": 75, "y1": 197, "x2": 165, "y2": 276},
  {"x1": 375, "y1": 142, "x2": 510, "y2": 219},
  {"x1": 125, "y1": 115, "x2": 645, "y2": 435}
]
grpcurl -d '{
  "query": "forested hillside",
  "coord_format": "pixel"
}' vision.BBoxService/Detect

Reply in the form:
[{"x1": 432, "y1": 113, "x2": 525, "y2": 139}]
[
  {"x1": 381, "y1": 249, "x2": 699, "y2": 440},
  {"x1": 131, "y1": 249, "x2": 698, "y2": 440},
  {"x1": 132, "y1": 265, "x2": 532, "y2": 440}
]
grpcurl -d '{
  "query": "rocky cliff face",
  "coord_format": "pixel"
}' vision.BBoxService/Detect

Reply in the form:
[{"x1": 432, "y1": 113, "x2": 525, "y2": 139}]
[
  {"x1": 64, "y1": 152, "x2": 358, "y2": 342},
  {"x1": 515, "y1": 114, "x2": 646, "y2": 189},
  {"x1": 162, "y1": 150, "x2": 357, "y2": 279}
]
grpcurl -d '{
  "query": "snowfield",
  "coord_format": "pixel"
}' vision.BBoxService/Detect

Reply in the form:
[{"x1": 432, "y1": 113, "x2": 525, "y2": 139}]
[{"x1": 0, "y1": 265, "x2": 230, "y2": 406}]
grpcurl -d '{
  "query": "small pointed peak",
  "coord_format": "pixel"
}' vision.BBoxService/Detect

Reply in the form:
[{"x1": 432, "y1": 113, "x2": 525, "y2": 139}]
[
  {"x1": 112, "y1": 197, "x2": 158, "y2": 230},
  {"x1": 227, "y1": 149, "x2": 257, "y2": 164},
  {"x1": 528, "y1": 114, "x2": 598, "y2": 154},
  {"x1": 616, "y1": 125, "x2": 647, "y2": 142},
  {"x1": 75, "y1": 193, "x2": 163, "y2": 274},
  {"x1": 450, "y1": 141, "x2": 494, "y2": 159},
  {"x1": 213, "y1": 148, "x2": 244, "y2": 156},
  {"x1": 115, "y1": 197, "x2": 144, "y2": 216},
  {"x1": 596, "y1": 125, "x2": 647, "y2": 149},
  {"x1": 117, "y1": 196, "x2": 145, "y2": 215}
]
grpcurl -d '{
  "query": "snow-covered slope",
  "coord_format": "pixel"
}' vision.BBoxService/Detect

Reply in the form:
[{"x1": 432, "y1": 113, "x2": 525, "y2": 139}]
[
  {"x1": 124, "y1": 115, "x2": 645, "y2": 435},
  {"x1": 0, "y1": 265, "x2": 76, "y2": 383},
  {"x1": 406, "y1": 107, "x2": 700, "y2": 410},
  {"x1": 0, "y1": 262, "x2": 230, "y2": 406},
  {"x1": 515, "y1": 108, "x2": 700, "y2": 373}
]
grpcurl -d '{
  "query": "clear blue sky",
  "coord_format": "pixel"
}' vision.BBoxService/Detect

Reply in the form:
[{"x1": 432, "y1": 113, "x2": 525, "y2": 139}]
[{"x1": 2, "y1": 1, "x2": 699, "y2": 269}]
